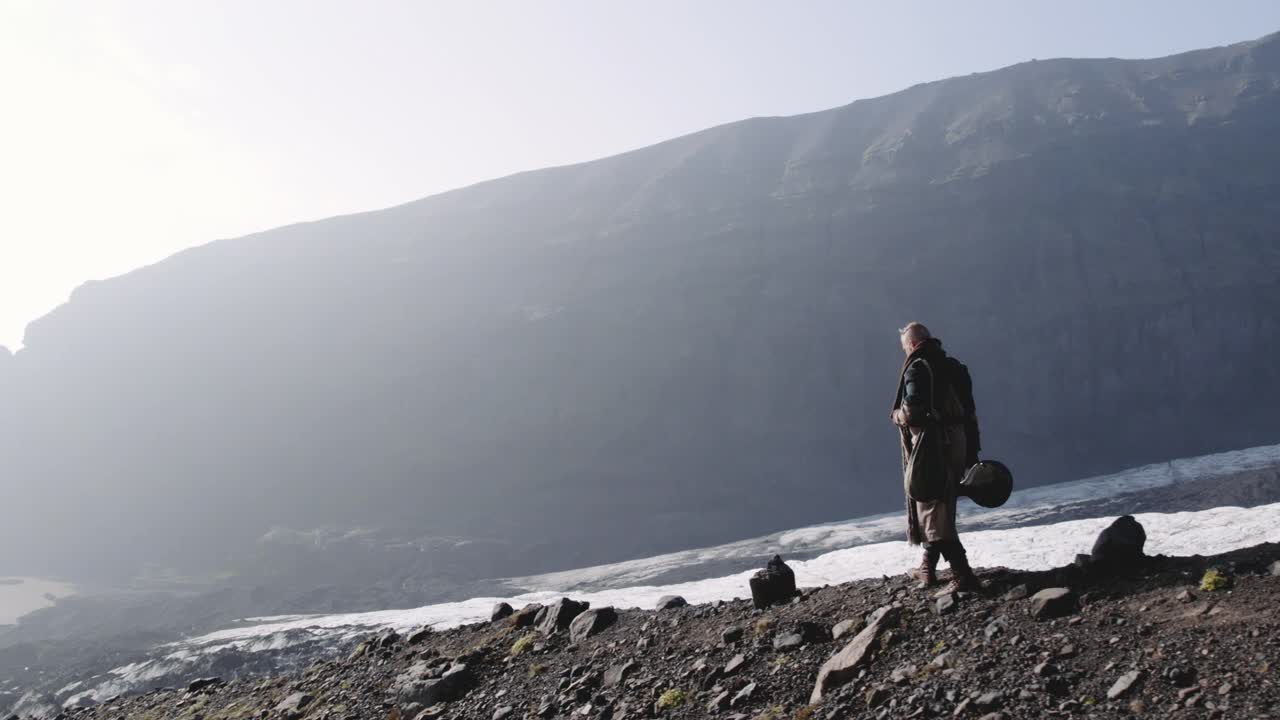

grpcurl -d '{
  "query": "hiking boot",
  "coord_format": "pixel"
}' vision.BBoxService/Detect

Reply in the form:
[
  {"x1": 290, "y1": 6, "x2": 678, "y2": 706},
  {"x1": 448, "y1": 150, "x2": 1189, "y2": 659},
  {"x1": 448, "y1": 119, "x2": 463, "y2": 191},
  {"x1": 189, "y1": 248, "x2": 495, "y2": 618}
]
[
  {"x1": 910, "y1": 548, "x2": 940, "y2": 586},
  {"x1": 942, "y1": 572, "x2": 980, "y2": 593},
  {"x1": 943, "y1": 551, "x2": 980, "y2": 592}
]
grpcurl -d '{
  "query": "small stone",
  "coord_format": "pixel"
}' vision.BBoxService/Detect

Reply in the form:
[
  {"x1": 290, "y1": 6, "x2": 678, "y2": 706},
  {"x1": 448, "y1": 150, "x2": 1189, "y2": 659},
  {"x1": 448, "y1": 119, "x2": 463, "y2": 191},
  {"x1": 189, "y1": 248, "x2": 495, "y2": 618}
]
[
  {"x1": 865, "y1": 685, "x2": 890, "y2": 708},
  {"x1": 407, "y1": 626, "x2": 433, "y2": 645},
  {"x1": 721, "y1": 626, "x2": 745, "y2": 645},
  {"x1": 953, "y1": 697, "x2": 972, "y2": 716},
  {"x1": 1128, "y1": 700, "x2": 1146, "y2": 715},
  {"x1": 731, "y1": 682, "x2": 757, "y2": 708},
  {"x1": 895, "y1": 664, "x2": 920, "y2": 684},
  {"x1": 773, "y1": 633, "x2": 803, "y2": 650},
  {"x1": 1107, "y1": 670, "x2": 1143, "y2": 700},
  {"x1": 1218, "y1": 682, "x2": 1232, "y2": 695},
  {"x1": 1057, "y1": 643, "x2": 1077, "y2": 658},
  {"x1": 935, "y1": 593, "x2": 957, "y2": 615},
  {"x1": 974, "y1": 691, "x2": 1002, "y2": 710},
  {"x1": 1029, "y1": 588, "x2": 1077, "y2": 620},
  {"x1": 492, "y1": 707, "x2": 514, "y2": 720},
  {"x1": 186, "y1": 677, "x2": 224, "y2": 693},
  {"x1": 1033, "y1": 662, "x2": 1057, "y2": 676},
  {"x1": 724, "y1": 654, "x2": 747, "y2": 676},
  {"x1": 707, "y1": 691, "x2": 731, "y2": 712},
  {"x1": 1003, "y1": 584, "x2": 1029, "y2": 601},
  {"x1": 832, "y1": 618, "x2": 863, "y2": 640},
  {"x1": 1165, "y1": 666, "x2": 1196, "y2": 687}
]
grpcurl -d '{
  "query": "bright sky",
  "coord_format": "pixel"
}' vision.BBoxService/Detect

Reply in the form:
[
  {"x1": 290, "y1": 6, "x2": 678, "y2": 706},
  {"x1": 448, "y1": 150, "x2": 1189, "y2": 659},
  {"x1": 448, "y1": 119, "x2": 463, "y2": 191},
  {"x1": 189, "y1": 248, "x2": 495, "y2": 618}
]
[{"x1": 3, "y1": 0, "x2": 1279, "y2": 350}]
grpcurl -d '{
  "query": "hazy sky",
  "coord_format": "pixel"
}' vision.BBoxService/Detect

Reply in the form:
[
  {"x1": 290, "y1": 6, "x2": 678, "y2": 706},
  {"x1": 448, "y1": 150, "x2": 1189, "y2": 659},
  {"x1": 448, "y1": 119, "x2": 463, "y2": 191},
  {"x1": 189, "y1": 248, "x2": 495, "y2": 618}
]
[{"x1": 2, "y1": 0, "x2": 1279, "y2": 350}]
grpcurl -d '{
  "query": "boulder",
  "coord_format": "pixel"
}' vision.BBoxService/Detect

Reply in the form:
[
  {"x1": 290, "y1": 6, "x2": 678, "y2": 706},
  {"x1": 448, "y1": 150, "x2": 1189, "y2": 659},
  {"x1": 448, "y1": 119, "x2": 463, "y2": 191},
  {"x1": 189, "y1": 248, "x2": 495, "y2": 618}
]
[
  {"x1": 749, "y1": 555, "x2": 797, "y2": 609},
  {"x1": 655, "y1": 595, "x2": 688, "y2": 610},
  {"x1": 1029, "y1": 588, "x2": 1077, "y2": 620},
  {"x1": 491, "y1": 602, "x2": 514, "y2": 622},
  {"x1": 274, "y1": 692, "x2": 313, "y2": 719},
  {"x1": 569, "y1": 607, "x2": 617, "y2": 643},
  {"x1": 810, "y1": 604, "x2": 902, "y2": 703},
  {"x1": 395, "y1": 663, "x2": 475, "y2": 706},
  {"x1": 603, "y1": 661, "x2": 637, "y2": 688},
  {"x1": 537, "y1": 598, "x2": 588, "y2": 635},
  {"x1": 510, "y1": 603, "x2": 543, "y2": 628},
  {"x1": 406, "y1": 626, "x2": 432, "y2": 645},
  {"x1": 1091, "y1": 515, "x2": 1146, "y2": 569}
]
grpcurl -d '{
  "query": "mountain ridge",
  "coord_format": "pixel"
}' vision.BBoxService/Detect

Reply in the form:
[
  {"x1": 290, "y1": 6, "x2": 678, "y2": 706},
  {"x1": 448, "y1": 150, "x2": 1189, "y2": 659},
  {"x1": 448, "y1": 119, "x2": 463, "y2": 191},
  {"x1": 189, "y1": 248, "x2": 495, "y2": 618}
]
[{"x1": 4, "y1": 29, "x2": 1280, "y2": 589}]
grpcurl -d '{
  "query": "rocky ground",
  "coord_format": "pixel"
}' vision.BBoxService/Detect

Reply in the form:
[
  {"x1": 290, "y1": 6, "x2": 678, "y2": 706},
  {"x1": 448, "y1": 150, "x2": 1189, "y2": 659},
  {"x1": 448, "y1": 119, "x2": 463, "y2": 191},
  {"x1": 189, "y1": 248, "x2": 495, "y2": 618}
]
[{"x1": 27, "y1": 535, "x2": 1280, "y2": 720}]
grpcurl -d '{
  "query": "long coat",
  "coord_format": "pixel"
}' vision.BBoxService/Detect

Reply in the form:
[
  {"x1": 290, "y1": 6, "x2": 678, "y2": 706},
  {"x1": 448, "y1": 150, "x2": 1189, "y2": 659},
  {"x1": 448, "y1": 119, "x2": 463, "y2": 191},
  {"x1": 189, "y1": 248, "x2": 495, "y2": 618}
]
[{"x1": 892, "y1": 339, "x2": 968, "y2": 545}]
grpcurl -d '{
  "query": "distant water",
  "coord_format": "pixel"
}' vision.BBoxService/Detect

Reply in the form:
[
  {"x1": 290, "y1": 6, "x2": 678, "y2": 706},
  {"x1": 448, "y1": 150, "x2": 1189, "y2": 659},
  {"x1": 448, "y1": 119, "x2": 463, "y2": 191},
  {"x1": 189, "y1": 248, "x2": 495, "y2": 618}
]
[{"x1": 0, "y1": 577, "x2": 76, "y2": 625}]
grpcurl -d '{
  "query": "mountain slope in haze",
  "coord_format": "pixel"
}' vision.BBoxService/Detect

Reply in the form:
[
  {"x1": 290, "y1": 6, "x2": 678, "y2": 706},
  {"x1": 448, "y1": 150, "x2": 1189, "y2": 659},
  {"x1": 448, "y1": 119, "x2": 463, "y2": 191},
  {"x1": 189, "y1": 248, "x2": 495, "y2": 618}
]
[{"x1": 4, "y1": 32, "x2": 1280, "y2": 585}]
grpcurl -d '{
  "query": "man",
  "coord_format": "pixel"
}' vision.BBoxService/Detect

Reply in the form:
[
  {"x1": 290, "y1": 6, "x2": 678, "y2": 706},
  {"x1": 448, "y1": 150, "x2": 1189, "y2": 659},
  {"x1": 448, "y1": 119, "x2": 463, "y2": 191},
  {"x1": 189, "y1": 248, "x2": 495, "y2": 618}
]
[{"x1": 891, "y1": 322, "x2": 979, "y2": 591}]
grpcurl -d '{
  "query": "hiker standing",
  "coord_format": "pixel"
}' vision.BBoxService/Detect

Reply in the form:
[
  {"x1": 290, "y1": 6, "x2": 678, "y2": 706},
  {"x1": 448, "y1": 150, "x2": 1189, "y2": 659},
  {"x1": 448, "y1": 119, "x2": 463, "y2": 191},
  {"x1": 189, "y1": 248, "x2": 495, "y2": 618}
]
[{"x1": 890, "y1": 322, "x2": 980, "y2": 591}]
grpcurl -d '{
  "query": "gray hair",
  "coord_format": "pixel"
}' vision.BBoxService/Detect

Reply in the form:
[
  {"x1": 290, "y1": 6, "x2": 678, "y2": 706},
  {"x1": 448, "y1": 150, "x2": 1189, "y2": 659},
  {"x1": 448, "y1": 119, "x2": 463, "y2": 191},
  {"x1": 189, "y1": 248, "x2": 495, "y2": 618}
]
[{"x1": 898, "y1": 321, "x2": 931, "y2": 346}]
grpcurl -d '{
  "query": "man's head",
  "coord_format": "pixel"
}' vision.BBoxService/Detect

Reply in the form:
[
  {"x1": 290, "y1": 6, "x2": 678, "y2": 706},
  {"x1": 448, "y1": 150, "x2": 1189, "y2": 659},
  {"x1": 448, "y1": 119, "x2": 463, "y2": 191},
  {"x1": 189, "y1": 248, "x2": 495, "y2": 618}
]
[{"x1": 898, "y1": 321, "x2": 931, "y2": 355}]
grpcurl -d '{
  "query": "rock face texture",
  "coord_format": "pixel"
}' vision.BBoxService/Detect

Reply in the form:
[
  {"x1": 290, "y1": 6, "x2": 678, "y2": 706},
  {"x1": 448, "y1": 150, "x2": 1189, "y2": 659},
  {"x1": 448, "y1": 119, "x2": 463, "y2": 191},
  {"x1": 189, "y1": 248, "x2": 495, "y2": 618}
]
[{"x1": 5, "y1": 33, "x2": 1280, "y2": 582}]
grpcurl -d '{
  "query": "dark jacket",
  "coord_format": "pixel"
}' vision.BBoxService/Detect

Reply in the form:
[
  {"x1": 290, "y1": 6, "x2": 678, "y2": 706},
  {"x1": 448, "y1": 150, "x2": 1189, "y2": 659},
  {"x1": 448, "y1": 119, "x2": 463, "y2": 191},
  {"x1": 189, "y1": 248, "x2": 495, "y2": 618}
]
[{"x1": 893, "y1": 338, "x2": 955, "y2": 428}]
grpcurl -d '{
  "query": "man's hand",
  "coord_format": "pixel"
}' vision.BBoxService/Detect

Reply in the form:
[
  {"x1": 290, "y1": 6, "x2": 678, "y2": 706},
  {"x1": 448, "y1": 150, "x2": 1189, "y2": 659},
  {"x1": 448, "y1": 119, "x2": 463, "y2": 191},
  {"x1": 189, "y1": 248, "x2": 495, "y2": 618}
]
[{"x1": 891, "y1": 408, "x2": 907, "y2": 427}]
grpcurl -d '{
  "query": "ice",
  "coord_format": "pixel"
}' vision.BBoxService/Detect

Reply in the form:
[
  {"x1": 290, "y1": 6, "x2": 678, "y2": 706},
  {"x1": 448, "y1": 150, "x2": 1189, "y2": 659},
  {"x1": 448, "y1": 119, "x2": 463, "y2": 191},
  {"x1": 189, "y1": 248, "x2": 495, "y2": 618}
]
[
  {"x1": 71, "y1": 442, "x2": 1280, "y2": 705},
  {"x1": 182, "y1": 501, "x2": 1280, "y2": 650}
]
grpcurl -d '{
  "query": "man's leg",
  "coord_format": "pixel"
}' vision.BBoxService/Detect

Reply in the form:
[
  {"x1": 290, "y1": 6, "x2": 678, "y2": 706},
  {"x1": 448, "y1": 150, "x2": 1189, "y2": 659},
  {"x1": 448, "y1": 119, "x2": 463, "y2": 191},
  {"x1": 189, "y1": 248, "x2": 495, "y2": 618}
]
[
  {"x1": 934, "y1": 539, "x2": 979, "y2": 591},
  {"x1": 912, "y1": 544, "x2": 941, "y2": 586}
]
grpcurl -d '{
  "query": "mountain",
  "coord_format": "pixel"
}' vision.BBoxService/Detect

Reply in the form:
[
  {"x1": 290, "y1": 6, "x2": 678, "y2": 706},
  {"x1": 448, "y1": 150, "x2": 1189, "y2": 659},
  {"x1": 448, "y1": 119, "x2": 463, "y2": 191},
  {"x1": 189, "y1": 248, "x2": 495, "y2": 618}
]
[{"x1": 4, "y1": 32, "x2": 1280, "y2": 586}]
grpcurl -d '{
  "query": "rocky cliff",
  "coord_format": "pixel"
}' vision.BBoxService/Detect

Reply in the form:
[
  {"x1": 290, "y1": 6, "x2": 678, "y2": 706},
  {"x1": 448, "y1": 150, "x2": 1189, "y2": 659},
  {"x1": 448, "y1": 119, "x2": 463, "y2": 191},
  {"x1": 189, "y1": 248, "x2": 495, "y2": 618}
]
[{"x1": 4, "y1": 32, "x2": 1280, "y2": 583}]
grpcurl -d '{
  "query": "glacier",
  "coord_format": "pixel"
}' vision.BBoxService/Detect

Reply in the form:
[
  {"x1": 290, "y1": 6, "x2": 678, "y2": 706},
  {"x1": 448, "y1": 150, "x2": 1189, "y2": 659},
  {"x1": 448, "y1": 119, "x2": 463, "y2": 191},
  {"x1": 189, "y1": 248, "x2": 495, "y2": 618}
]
[{"x1": 64, "y1": 442, "x2": 1280, "y2": 707}]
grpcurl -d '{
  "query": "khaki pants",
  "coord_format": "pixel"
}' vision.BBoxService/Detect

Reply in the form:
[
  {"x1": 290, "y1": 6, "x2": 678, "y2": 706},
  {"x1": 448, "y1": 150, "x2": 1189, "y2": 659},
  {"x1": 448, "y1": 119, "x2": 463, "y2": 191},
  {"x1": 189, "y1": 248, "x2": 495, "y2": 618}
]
[{"x1": 910, "y1": 425, "x2": 965, "y2": 543}]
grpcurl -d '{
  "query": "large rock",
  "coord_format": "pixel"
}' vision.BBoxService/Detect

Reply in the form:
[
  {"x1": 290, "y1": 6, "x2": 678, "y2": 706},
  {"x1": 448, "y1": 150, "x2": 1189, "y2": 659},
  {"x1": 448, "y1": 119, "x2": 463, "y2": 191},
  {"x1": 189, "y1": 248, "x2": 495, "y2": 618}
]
[
  {"x1": 810, "y1": 604, "x2": 902, "y2": 703},
  {"x1": 490, "y1": 602, "x2": 514, "y2": 621},
  {"x1": 395, "y1": 663, "x2": 475, "y2": 706},
  {"x1": 1029, "y1": 588, "x2": 1078, "y2": 620},
  {"x1": 568, "y1": 607, "x2": 617, "y2": 643},
  {"x1": 1091, "y1": 515, "x2": 1146, "y2": 569},
  {"x1": 510, "y1": 603, "x2": 543, "y2": 628},
  {"x1": 274, "y1": 692, "x2": 313, "y2": 719},
  {"x1": 655, "y1": 595, "x2": 688, "y2": 611},
  {"x1": 538, "y1": 598, "x2": 589, "y2": 635},
  {"x1": 749, "y1": 555, "x2": 798, "y2": 609}
]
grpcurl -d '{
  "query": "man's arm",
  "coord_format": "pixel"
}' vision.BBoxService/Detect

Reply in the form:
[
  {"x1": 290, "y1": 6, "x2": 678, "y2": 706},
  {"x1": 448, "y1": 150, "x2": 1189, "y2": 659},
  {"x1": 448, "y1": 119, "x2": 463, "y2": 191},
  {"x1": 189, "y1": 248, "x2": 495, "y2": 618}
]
[{"x1": 894, "y1": 358, "x2": 932, "y2": 428}]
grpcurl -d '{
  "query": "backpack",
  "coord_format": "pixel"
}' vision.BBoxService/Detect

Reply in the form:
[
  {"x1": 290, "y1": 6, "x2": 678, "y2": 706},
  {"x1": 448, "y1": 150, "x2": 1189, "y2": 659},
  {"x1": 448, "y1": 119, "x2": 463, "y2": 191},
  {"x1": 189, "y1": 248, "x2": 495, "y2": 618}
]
[{"x1": 945, "y1": 357, "x2": 981, "y2": 468}]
